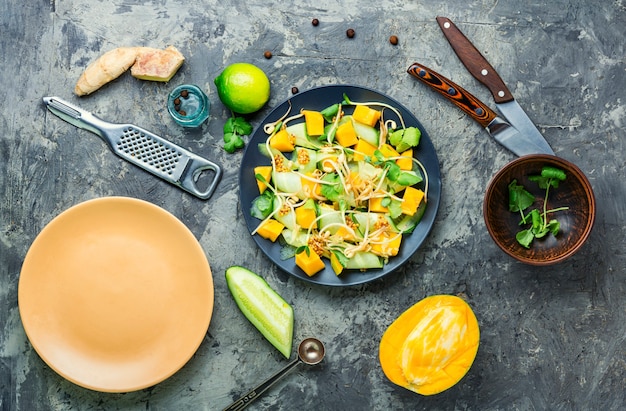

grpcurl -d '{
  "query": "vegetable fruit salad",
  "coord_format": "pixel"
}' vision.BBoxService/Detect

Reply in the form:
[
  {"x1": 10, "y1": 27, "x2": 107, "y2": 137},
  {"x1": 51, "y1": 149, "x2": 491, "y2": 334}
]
[{"x1": 249, "y1": 94, "x2": 429, "y2": 277}]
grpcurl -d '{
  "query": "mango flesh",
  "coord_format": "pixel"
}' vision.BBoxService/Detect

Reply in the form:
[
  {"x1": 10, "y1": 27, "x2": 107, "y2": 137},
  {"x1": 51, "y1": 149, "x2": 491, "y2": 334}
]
[{"x1": 379, "y1": 295, "x2": 479, "y2": 395}]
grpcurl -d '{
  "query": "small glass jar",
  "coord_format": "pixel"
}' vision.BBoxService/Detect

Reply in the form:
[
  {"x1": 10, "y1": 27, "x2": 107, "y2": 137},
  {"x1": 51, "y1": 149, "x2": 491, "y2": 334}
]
[{"x1": 167, "y1": 84, "x2": 210, "y2": 128}]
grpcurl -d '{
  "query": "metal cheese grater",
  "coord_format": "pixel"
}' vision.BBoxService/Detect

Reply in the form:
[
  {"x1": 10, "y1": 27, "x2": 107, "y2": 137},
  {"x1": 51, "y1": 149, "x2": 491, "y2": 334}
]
[{"x1": 43, "y1": 96, "x2": 222, "y2": 200}]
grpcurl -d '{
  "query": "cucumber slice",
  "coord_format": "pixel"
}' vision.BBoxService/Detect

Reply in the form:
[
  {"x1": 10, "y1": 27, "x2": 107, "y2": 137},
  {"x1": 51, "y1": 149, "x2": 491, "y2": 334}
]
[
  {"x1": 343, "y1": 251, "x2": 383, "y2": 269},
  {"x1": 272, "y1": 171, "x2": 302, "y2": 194},
  {"x1": 225, "y1": 266, "x2": 294, "y2": 358},
  {"x1": 394, "y1": 201, "x2": 427, "y2": 234},
  {"x1": 352, "y1": 119, "x2": 379, "y2": 147},
  {"x1": 272, "y1": 196, "x2": 297, "y2": 231},
  {"x1": 292, "y1": 147, "x2": 318, "y2": 173},
  {"x1": 286, "y1": 122, "x2": 322, "y2": 149},
  {"x1": 318, "y1": 205, "x2": 343, "y2": 234},
  {"x1": 281, "y1": 228, "x2": 309, "y2": 247}
]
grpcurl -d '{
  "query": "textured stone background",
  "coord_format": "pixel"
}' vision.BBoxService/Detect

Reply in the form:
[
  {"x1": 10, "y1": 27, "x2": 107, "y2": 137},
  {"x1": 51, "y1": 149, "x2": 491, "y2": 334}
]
[{"x1": 1, "y1": 0, "x2": 625, "y2": 410}]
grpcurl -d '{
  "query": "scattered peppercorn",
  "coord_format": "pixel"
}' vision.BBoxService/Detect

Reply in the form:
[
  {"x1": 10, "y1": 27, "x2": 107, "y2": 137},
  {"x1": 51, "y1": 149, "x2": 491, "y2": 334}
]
[
  {"x1": 178, "y1": 110, "x2": 187, "y2": 116},
  {"x1": 264, "y1": 50, "x2": 272, "y2": 59},
  {"x1": 291, "y1": 86, "x2": 299, "y2": 94},
  {"x1": 346, "y1": 28, "x2": 355, "y2": 38},
  {"x1": 389, "y1": 35, "x2": 399, "y2": 45},
  {"x1": 180, "y1": 90, "x2": 189, "y2": 98},
  {"x1": 174, "y1": 97, "x2": 181, "y2": 105},
  {"x1": 312, "y1": 18, "x2": 319, "y2": 26}
]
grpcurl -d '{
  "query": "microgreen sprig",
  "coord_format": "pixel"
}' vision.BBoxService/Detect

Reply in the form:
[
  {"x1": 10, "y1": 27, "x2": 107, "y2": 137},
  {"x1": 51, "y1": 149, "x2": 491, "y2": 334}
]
[{"x1": 508, "y1": 166, "x2": 569, "y2": 248}]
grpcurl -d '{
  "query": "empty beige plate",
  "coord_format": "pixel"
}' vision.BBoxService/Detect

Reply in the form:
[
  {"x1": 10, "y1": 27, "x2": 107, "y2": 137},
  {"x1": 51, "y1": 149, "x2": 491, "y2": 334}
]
[{"x1": 18, "y1": 197, "x2": 214, "y2": 392}]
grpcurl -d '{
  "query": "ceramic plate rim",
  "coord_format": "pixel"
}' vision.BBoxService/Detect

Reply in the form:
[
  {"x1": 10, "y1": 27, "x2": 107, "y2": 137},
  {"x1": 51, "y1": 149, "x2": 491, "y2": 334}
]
[{"x1": 18, "y1": 196, "x2": 214, "y2": 392}]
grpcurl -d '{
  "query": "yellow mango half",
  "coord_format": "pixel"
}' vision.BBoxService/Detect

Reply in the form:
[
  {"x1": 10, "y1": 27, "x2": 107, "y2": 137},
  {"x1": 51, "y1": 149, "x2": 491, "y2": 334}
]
[{"x1": 379, "y1": 295, "x2": 479, "y2": 396}]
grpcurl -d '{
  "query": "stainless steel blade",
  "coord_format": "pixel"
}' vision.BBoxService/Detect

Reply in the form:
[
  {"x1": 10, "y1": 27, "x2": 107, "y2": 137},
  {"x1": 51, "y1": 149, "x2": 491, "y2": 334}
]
[
  {"x1": 485, "y1": 116, "x2": 551, "y2": 157},
  {"x1": 496, "y1": 100, "x2": 554, "y2": 155}
]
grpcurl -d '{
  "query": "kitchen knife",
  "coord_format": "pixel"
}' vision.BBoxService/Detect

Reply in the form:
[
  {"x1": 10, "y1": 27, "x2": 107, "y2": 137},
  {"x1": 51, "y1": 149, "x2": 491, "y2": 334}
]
[
  {"x1": 407, "y1": 62, "x2": 550, "y2": 156},
  {"x1": 436, "y1": 16, "x2": 554, "y2": 155}
]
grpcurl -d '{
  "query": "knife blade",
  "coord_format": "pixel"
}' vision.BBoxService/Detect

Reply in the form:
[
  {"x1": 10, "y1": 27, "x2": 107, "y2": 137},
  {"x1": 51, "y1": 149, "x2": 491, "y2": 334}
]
[
  {"x1": 407, "y1": 62, "x2": 550, "y2": 156},
  {"x1": 436, "y1": 16, "x2": 554, "y2": 155}
]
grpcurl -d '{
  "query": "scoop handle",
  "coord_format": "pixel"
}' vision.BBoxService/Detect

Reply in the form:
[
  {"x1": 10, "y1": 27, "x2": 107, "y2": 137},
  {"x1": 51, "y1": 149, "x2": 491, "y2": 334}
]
[{"x1": 222, "y1": 358, "x2": 301, "y2": 411}]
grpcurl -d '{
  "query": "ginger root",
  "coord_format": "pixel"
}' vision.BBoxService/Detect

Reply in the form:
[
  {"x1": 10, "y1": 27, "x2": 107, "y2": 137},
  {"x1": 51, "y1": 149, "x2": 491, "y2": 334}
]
[
  {"x1": 131, "y1": 46, "x2": 184, "y2": 82},
  {"x1": 74, "y1": 46, "x2": 185, "y2": 96}
]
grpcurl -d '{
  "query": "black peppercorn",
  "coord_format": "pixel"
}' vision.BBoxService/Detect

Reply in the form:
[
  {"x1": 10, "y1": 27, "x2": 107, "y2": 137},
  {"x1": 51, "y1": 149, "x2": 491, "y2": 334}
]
[
  {"x1": 389, "y1": 35, "x2": 399, "y2": 45},
  {"x1": 312, "y1": 18, "x2": 319, "y2": 26},
  {"x1": 291, "y1": 86, "x2": 299, "y2": 94},
  {"x1": 180, "y1": 90, "x2": 189, "y2": 98},
  {"x1": 346, "y1": 28, "x2": 355, "y2": 38},
  {"x1": 264, "y1": 50, "x2": 272, "y2": 59}
]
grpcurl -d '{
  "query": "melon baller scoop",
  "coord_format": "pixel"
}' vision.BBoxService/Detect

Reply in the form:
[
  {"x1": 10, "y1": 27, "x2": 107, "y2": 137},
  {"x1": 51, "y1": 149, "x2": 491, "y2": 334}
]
[{"x1": 43, "y1": 96, "x2": 222, "y2": 200}]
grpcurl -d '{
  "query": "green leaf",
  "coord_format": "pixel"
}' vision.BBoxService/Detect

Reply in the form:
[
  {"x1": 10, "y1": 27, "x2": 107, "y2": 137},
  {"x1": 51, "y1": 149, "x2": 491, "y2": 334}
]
[
  {"x1": 372, "y1": 150, "x2": 385, "y2": 165},
  {"x1": 223, "y1": 133, "x2": 245, "y2": 153},
  {"x1": 295, "y1": 245, "x2": 308, "y2": 255},
  {"x1": 232, "y1": 116, "x2": 253, "y2": 135},
  {"x1": 255, "y1": 173, "x2": 268, "y2": 185},
  {"x1": 508, "y1": 180, "x2": 535, "y2": 212},
  {"x1": 529, "y1": 209, "x2": 542, "y2": 231},
  {"x1": 320, "y1": 173, "x2": 343, "y2": 203},
  {"x1": 224, "y1": 118, "x2": 236, "y2": 134},
  {"x1": 547, "y1": 219, "x2": 561, "y2": 236},
  {"x1": 541, "y1": 166, "x2": 566, "y2": 181},
  {"x1": 528, "y1": 175, "x2": 551, "y2": 189},
  {"x1": 396, "y1": 171, "x2": 422, "y2": 186},
  {"x1": 321, "y1": 104, "x2": 340, "y2": 122},
  {"x1": 386, "y1": 162, "x2": 401, "y2": 182},
  {"x1": 389, "y1": 127, "x2": 421, "y2": 152},
  {"x1": 331, "y1": 250, "x2": 349, "y2": 267},
  {"x1": 387, "y1": 199, "x2": 403, "y2": 219},
  {"x1": 529, "y1": 167, "x2": 566, "y2": 189},
  {"x1": 223, "y1": 116, "x2": 252, "y2": 153},
  {"x1": 250, "y1": 191, "x2": 274, "y2": 219},
  {"x1": 516, "y1": 229, "x2": 535, "y2": 248},
  {"x1": 533, "y1": 227, "x2": 550, "y2": 238}
]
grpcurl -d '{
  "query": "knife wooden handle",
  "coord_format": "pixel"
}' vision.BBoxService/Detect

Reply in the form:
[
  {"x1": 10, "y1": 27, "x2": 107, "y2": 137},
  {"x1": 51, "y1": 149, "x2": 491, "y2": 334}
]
[
  {"x1": 407, "y1": 62, "x2": 498, "y2": 128},
  {"x1": 436, "y1": 16, "x2": 514, "y2": 104}
]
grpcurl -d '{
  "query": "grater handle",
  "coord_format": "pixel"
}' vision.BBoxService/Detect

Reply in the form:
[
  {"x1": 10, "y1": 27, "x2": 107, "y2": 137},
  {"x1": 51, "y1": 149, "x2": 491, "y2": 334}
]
[{"x1": 180, "y1": 153, "x2": 223, "y2": 200}]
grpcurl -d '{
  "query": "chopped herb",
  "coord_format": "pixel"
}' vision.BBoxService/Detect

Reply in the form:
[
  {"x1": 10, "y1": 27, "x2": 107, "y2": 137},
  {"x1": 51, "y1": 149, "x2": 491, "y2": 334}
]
[{"x1": 223, "y1": 116, "x2": 253, "y2": 153}]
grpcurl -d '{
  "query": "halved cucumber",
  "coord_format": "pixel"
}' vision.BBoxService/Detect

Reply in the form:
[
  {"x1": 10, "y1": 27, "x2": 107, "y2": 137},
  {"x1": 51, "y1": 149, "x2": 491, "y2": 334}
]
[{"x1": 225, "y1": 266, "x2": 294, "y2": 358}]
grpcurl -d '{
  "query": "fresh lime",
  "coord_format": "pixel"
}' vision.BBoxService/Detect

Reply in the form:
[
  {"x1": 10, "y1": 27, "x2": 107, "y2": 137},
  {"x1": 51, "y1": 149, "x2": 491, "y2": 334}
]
[
  {"x1": 225, "y1": 266, "x2": 294, "y2": 358},
  {"x1": 214, "y1": 63, "x2": 270, "y2": 114}
]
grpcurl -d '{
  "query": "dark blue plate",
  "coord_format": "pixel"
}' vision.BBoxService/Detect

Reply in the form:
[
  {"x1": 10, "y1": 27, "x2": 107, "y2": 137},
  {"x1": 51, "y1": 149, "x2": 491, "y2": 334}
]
[{"x1": 239, "y1": 85, "x2": 441, "y2": 286}]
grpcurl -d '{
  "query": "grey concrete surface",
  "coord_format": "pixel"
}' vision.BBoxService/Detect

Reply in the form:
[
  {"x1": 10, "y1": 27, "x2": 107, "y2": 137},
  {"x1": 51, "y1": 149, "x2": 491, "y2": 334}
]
[{"x1": 1, "y1": 0, "x2": 625, "y2": 410}]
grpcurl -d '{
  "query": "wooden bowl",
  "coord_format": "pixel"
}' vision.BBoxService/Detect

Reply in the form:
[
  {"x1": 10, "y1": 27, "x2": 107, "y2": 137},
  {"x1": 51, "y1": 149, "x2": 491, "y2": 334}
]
[{"x1": 483, "y1": 155, "x2": 595, "y2": 265}]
